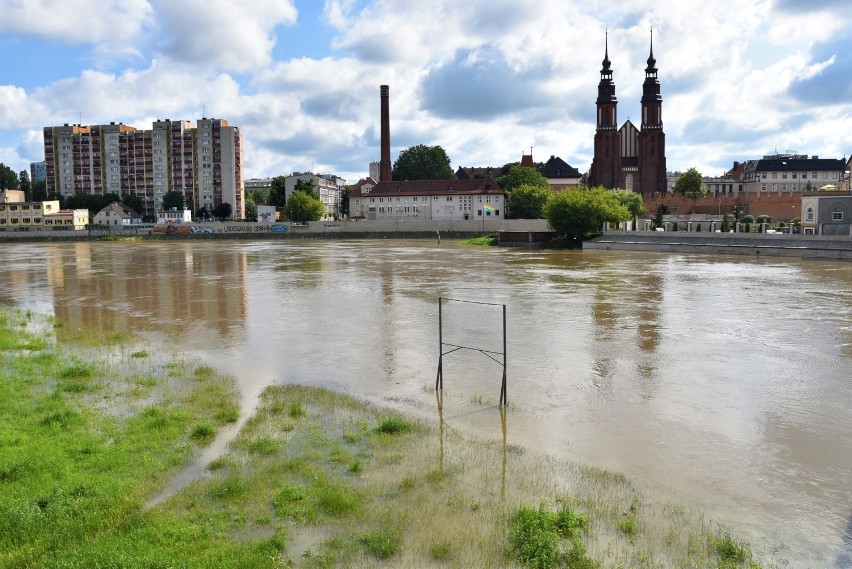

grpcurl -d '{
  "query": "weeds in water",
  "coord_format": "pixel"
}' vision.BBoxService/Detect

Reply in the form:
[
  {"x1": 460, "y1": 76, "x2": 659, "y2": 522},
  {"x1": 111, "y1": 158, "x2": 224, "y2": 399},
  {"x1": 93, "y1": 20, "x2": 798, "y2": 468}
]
[
  {"x1": 618, "y1": 516, "x2": 637, "y2": 536},
  {"x1": 348, "y1": 459, "x2": 362, "y2": 473},
  {"x1": 191, "y1": 423, "x2": 216, "y2": 441},
  {"x1": 507, "y1": 504, "x2": 594, "y2": 569},
  {"x1": 59, "y1": 363, "x2": 95, "y2": 379},
  {"x1": 710, "y1": 529, "x2": 752, "y2": 564},
  {"x1": 288, "y1": 401, "x2": 306, "y2": 418},
  {"x1": 130, "y1": 350, "x2": 149, "y2": 358},
  {"x1": 375, "y1": 415, "x2": 413, "y2": 434},
  {"x1": 360, "y1": 528, "x2": 401, "y2": 559},
  {"x1": 430, "y1": 540, "x2": 454, "y2": 561}
]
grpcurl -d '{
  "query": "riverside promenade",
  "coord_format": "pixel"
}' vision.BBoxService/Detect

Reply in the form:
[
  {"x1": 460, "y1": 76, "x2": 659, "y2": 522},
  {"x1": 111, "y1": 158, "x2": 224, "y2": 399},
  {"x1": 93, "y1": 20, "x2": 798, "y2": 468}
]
[{"x1": 584, "y1": 230, "x2": 852, "y2": 260}]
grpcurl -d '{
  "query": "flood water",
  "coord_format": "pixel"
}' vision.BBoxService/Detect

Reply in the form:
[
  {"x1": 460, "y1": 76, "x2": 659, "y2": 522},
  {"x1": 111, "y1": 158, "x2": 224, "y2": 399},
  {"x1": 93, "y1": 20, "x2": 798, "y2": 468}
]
[{"x1": 1, "y1": 240, "x2": 850, "y2": 566}]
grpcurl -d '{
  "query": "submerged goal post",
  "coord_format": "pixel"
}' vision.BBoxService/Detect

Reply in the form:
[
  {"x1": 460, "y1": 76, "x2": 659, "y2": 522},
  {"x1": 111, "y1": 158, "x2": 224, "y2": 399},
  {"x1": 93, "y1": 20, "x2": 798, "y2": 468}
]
[{"x1": 435, "y1": 297, "x2": 507, "y2": 406}]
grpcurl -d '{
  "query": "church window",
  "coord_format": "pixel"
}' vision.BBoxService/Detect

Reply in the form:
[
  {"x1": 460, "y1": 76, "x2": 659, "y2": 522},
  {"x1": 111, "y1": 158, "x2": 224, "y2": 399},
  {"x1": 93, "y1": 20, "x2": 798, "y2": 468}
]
[
  {"x1": 806, "y1": 207, "x2": 814, "y2": 221},
  {"x1": 625, "y1": 174, "x2": 634, "y2": 191},
  {"x1": 832, "y1": 209, "x2": 843, "y2": 221}
]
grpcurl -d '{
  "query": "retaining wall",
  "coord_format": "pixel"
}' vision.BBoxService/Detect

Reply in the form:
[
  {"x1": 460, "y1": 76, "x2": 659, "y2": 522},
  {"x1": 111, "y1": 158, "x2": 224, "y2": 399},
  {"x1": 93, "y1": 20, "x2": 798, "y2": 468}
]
[{"x1": 584, "y1": 231, "x2": 852, "y2": 260}]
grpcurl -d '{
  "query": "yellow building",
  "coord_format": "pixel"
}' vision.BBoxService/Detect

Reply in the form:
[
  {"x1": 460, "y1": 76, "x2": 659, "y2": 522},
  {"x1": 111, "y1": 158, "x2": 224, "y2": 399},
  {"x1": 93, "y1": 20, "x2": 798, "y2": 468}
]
[{"x1": 0, "y1": 198, "x2": 89, "y2": 231}]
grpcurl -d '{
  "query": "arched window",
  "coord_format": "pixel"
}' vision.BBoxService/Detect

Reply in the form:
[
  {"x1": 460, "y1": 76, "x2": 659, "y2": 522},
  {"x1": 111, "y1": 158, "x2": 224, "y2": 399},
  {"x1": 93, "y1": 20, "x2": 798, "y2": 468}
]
[{"x1": 805, "y1": 207, "x2": 814, "y2": 221}]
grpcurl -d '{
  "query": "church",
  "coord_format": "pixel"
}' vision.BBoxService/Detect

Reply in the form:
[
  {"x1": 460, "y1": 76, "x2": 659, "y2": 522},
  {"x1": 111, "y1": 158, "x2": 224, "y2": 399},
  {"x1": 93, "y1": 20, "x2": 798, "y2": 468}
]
[{"x1": 588, "y1": 33, "x2": 667, "y2": 195}]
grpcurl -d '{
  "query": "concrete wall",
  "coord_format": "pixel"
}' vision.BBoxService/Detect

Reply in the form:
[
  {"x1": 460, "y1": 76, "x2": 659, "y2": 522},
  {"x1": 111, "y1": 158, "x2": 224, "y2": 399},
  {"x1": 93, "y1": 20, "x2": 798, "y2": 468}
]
[{"x1": 585, "y1": 230, "x2": 852, "y2": 260}]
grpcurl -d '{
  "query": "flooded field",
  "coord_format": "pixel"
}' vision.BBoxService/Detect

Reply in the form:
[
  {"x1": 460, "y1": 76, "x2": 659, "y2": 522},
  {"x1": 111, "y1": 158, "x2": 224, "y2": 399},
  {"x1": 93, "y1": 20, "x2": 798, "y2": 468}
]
[{"x1": 1, "y1": 239, "x2": 849, "y2": 567}]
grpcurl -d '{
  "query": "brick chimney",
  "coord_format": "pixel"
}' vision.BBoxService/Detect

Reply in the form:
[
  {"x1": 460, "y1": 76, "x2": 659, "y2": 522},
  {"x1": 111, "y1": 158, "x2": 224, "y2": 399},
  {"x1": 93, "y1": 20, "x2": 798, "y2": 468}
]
[{"x1": 380, "y1": 85, "x2": 391, "y2": 182}]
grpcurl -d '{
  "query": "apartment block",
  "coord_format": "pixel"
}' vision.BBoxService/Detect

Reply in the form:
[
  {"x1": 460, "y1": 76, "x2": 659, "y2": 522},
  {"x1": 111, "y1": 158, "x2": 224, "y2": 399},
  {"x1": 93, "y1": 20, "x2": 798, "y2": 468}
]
[{"x1": 43, "y1": 118, "x2": 244, "y2": 218}]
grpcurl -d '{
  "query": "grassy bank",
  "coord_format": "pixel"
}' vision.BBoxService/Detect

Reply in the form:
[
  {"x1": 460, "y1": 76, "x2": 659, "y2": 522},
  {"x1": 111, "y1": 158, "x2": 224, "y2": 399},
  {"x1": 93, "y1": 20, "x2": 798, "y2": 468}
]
[{"x1": 0, "y1": 309, "x2": 783, "y2": 568}]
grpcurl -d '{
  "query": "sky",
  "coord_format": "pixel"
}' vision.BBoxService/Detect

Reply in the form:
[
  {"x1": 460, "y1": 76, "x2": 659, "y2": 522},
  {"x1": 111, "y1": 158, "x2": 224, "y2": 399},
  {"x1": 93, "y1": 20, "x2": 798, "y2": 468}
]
[{"x1": 1, "y1": 0, "x2": 851, "y2": 186}]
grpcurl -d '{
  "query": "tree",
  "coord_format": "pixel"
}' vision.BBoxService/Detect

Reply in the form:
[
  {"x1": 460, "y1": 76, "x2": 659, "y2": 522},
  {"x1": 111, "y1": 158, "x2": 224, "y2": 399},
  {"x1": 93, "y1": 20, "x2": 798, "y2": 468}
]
[
  {"x1": 161, "y1": 190, "x2": 185, "y2": 211},
  {"x1": 18, "y1": 171, "x2": 31, "y2": 201},
  {"x1": 652, "y1": 205, "x2": 667, "y2": 229},
  {"x1": 339, "y1": 185, "x2": 351, "y2": 217},
  {"x1": 392, "y1": 144, "x2": 454, "y2": 181},
  {"x1": 285, "y1": 191, "x2": 325, "y2": 223},
  {"x1": 0, "y1": 163, "x2": 19, "y2": 190},
  {"x1": 608, "y1": 189, "x2": 645, "y2": 228},
  {"x1": 31, "y1": 180, "x2": 47, "y2": 202},
  {"x1": 543, "y1": 187, "x2": 630, "y2": 244},
  {"x1": 497, "y1": 165, "x2": 549, "y2": 192},
  {"x1": 244, "y1": 195, "x2": 257, "y2": 220},
  {"x1": 673, "y1": 167, "x2": 706, "y2": 199},
  {"x1": 507, "y1": 184, "x2": 551, "y2": 219},
  {"x1": 294, "y1": 178, "x2": 319, "y2": 199},
  {"x1": 213, "y1": 202, "x2": 232, "y2": 220},
  {"x1": 121, "y1": 193, "x2": 143, "y2": 215},
  {"x1": 721, "y1": 213, "x2": 732, "y2": 233},
  {"x1": 269, "y1": 176, "x2": 287, "y2": 208},
  {"x1": 741, "y1": 214, "x2": 755, "y2": 233}
]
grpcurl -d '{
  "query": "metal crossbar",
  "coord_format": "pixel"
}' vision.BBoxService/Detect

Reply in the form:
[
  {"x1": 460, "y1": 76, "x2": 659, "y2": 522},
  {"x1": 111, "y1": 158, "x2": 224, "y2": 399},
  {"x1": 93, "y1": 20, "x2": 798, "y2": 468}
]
[{"x1": 435, "y1": 297, "x2": 507, "y2": 406}]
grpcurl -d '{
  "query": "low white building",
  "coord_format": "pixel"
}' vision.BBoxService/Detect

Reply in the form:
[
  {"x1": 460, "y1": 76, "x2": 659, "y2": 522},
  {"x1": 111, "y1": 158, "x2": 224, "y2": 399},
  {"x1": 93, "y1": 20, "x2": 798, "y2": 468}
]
[
  {"x1": 93, "y1": 202, "x2": 142, "y2": 226},
  {"x1": 156, "y1": 208, "x2": 192, "y2": 224},
  {"x1": 349, "y1": 177, "x2": 506, "y2": 221}
]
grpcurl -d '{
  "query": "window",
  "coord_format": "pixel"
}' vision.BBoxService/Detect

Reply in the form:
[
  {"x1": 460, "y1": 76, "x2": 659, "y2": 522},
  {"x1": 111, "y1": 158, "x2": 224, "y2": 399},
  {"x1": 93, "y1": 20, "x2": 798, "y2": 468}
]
[
  {"x1": 781, "y1": 184, "x2": 787, "y2": 191},
  {"x1": 782, "y1": 173, "x2": 787, "y2": 179},
  {"x1": 822, "y1": 172, "x2": 828, "y2": 179},
  {"x1": 802, "y1": 173, "x2": 807, "y2": 179},
  {"x1": 833, "y1": 210, "x2": 844, "y2": 221},
  {"x1": 792, "y1": 173, "x2": 797, "y2": 179},
  {"x1": 771, "y1": 172, "x2": 777, "y2": 179},
  {"x1": 806, "y1": 207, "x2": 814, "y2": 221}
]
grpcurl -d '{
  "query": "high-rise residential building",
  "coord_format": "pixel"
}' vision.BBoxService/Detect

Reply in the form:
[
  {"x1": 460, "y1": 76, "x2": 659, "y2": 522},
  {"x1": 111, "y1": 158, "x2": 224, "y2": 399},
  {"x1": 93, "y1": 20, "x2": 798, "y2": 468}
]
[{"x1": 43, "y1": 118, "x2": 244, "y2": 218}]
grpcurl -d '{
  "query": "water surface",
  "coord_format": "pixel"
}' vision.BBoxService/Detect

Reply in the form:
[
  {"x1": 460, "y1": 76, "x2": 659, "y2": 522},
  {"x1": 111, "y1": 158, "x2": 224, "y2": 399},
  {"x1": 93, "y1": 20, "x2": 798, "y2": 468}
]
[{"x1": 1, "y1": 240, "x2": 849, "y2": 566}]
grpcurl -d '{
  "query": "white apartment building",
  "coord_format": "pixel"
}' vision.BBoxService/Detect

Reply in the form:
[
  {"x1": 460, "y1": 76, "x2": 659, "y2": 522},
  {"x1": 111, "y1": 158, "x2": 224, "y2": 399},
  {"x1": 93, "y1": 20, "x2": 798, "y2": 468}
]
[
  {"x1": 741, "y1": 154, "x2": 846, "y2": 193},
  {"x1": 43, "y1": 118, "x2": 244, "y2": 219}
]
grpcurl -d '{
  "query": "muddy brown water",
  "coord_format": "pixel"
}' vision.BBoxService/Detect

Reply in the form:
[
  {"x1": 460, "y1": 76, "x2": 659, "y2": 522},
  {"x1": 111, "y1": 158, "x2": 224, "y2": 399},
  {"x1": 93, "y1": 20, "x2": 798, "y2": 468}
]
[{"x1": 1, "y1": 240, "x2": 850, "y2": 567}]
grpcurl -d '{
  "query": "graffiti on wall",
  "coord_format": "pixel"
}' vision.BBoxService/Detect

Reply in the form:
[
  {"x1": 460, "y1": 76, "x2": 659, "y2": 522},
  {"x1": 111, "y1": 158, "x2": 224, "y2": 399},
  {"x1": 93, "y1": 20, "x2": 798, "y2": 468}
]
[{"x1": 152, "y1": 223, "x2": 290, "y2": 235}]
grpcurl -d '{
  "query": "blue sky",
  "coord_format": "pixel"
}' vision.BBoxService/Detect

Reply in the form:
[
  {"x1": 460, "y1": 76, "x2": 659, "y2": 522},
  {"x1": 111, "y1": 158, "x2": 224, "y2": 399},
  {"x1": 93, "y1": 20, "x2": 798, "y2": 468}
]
[{"x1": 1, "y1": 0, "x2": 850, "y2": 185}]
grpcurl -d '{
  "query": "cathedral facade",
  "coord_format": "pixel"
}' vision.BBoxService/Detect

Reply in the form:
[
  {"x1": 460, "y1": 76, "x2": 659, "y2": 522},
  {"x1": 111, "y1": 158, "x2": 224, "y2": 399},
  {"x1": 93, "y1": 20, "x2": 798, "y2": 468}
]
[{"x1": 589, "y1": 34, "x2": 667, "y2": 196}]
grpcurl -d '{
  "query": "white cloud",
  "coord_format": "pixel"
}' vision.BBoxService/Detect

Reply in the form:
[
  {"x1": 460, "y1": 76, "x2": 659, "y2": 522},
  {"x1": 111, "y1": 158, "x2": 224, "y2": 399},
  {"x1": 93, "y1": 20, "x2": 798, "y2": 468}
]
[
  {"x1": 151, "y1": 0, "x2": 298, "y2": 72},
  {"x1": 0, "y1": 0, "x2": 153, "y2": 47}
]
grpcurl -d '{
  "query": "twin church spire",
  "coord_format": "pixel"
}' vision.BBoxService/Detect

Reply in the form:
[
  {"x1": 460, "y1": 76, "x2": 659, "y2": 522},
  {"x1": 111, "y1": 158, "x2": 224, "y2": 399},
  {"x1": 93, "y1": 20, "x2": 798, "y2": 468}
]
[{"x1": 590, "y1": 30, "x2": 667, "y2": 195}]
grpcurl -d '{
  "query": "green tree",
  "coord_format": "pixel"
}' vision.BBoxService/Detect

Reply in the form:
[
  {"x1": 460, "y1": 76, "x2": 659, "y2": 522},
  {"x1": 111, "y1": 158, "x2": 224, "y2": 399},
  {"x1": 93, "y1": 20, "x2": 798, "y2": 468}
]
[
  {"x1": 392, "y1": 144, "x2": 454, "y2": 181},
  {"x1": 294, "y1": 178, "x2": 319, "y2": 199},
  {"x1": 339, "y1": 185, "x2": 351, "y2": 217},
  {"x1": 161, "y1": 190, "x2": 185, "y2": 211},
  {"x1": 721, "y1": 213, "x2": 732, "y2": 232},
  {"x1": 269, "y1": 176, "x2": 287, "y2": 207},
  {"x1": 244, "y1": 195, "x2": 257, "y2": 220},
  {"x1": 31, "y1": 180, "x2": 47, "y2": 202},
  {"x1": 121, "y1": 193, "x2": 143, "y2": 215},
  {"x1": 652, "y1": 205, "x2": 667, "y2": 229},
  {"x1": 0, "y1": 163, "x2": 19, "y2": 190},
  {"x1": 543, "y1": 187, "x2": 630, "y2": 245},
  {"x1": 497, "y1": 165, "x2": 549, "y2": 192},
  {"x1": 507, "y1": 183, "x2": 551, "y2": 219},
  {"x1": 741, "y1": 214, "x2": 754, "y2": 233},
  {"x1": 285, "y1": 191, "x2": 325, "y2": 223},
  {"x1": 213, "y1": 202, "x2": 232, "y2": 220},
  {"x1": 673, "y1": 167, "x2": 706, "y2": 199},
  {"x1": 18, "y1": 171, "x2": 31, "y2": 201},
  {"x1": 608, "y1": 189, "x2": 645, "y2": 228}
]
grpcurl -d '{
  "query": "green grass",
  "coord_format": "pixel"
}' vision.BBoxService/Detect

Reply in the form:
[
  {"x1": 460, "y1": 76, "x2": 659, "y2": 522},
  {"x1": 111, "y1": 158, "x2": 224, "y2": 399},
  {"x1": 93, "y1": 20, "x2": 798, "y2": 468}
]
[{"x1": 462, "y1": 234, "x2": 497, "y2": 246}]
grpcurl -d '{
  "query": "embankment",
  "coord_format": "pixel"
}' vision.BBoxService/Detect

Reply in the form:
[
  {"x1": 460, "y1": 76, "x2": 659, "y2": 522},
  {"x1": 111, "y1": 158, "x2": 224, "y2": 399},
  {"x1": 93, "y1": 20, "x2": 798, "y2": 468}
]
[{"x1": 584, "y1": 231, "x2": 852, "y2": 260}]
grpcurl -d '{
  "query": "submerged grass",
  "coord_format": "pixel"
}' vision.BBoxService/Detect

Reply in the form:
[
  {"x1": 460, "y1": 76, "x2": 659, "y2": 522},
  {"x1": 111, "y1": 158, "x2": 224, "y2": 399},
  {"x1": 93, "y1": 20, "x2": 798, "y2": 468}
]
[{"x1": 0, "y1": 307, "x2": 782, "y2": 568}]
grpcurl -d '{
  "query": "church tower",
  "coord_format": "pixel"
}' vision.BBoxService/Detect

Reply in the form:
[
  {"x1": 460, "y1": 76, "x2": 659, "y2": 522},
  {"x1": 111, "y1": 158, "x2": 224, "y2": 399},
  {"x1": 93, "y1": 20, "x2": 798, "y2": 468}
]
[
  {"x1": 589, "y1": 33, "x2": 620, "y2": 189},
  {"x1": 637, "y1": 31, "x2": 667, "y2": 194}
]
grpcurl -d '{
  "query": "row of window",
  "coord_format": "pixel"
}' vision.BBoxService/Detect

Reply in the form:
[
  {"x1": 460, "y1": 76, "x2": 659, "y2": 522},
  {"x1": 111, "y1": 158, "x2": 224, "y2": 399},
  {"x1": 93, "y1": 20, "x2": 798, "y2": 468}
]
[
  {"x1": 762, "y1": 172, "x2": 831, "y2": 180},
  {"x1": 367, "y1": 195, "x2": 497, "y2": 203}
]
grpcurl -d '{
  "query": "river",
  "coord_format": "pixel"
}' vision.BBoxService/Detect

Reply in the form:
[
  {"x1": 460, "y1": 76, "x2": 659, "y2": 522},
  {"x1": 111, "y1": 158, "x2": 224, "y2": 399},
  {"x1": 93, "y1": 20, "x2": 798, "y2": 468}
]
[{"x1": 1, "y1": 239, "x2": 849, "y2": 567}]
